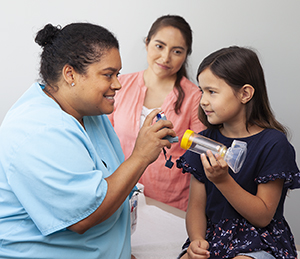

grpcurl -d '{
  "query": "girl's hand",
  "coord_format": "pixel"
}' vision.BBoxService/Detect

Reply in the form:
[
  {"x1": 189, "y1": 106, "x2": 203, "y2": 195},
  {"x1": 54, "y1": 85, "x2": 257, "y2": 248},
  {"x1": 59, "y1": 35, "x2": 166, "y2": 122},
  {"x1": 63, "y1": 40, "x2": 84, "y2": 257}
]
[
  {"x1": 200, "y1": 150, "x2": 229, "y2": 184},
  {"x1": 186, "y1": 239, "x2": 210, "y2": 259}
]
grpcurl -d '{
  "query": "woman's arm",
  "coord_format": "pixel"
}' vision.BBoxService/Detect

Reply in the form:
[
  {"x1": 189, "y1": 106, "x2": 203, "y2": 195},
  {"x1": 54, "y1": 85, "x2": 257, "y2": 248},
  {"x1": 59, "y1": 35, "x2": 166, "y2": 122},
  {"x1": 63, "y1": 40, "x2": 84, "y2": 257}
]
[
  {"x1": 201, "y1": 151, "x2": 284, "y2": 228},
  {"x1": 69, "y1": 109, "x2": 176, "y2": 234}
]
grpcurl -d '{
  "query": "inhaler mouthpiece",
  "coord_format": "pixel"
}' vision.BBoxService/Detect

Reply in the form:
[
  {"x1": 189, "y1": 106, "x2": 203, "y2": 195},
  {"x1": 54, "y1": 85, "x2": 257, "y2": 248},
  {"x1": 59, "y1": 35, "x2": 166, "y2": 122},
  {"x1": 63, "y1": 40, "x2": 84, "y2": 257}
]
[{"x1": 180, "y1": 130, "x2": 247, "y2": 173}]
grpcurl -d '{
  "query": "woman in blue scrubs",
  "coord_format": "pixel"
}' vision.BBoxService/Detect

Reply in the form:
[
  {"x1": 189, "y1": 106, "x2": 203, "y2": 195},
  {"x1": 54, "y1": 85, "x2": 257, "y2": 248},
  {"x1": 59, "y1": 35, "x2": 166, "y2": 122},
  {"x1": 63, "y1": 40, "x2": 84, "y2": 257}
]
[{"x1": 0, "y1": 22, "x2": 175, "y2": 259}]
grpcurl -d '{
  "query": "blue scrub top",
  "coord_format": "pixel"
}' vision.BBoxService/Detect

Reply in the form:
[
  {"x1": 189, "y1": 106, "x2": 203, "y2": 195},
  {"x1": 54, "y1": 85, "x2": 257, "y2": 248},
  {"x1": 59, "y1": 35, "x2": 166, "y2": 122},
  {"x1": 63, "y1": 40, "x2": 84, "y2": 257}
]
[{"x1": 0, "y1": 83, "x2": 131, "y2": 258}]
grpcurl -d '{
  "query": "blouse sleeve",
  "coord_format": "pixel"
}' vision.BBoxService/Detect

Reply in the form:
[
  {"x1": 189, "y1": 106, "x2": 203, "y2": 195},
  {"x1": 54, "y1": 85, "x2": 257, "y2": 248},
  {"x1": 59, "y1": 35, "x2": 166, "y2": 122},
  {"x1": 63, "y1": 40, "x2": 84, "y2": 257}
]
[{"x1": 254, "y1": 132, "x2": 300, "y2": 189}]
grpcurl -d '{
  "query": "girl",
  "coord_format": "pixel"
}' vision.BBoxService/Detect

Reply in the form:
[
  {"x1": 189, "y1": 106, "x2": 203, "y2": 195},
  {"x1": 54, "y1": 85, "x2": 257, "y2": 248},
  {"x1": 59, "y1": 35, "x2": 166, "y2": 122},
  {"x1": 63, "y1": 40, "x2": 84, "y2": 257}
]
[
  {"x1": 109, "y1": 15, "x2": 205, "y2": 211},
  {"x1": 177, "y1": 46, "x2": 300, "y2": 259}
]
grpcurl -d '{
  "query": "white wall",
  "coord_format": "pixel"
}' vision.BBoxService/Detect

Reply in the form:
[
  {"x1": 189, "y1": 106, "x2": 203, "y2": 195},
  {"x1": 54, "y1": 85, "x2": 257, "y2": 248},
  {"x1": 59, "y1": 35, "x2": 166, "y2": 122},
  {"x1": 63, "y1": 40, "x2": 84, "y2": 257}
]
[{"x1": 1, "y1": 0, "x2": 299, "y2": 244}]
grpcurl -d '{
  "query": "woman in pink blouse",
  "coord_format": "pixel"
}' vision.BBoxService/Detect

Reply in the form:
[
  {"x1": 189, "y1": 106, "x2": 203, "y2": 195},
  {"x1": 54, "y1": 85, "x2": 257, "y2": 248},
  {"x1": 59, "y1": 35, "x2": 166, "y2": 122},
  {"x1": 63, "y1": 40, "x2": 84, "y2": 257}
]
[{"x1": 108, "y1": 15, "x2": 205, "y2": 210}]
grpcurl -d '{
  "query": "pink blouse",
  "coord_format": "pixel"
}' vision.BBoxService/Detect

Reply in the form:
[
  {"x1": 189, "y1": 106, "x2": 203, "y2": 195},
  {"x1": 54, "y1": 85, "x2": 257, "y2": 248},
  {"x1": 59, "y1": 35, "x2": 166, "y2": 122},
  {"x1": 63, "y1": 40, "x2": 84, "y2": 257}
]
[{"x1": 108, "y1": 71, "x2": 205, "y2": 210}]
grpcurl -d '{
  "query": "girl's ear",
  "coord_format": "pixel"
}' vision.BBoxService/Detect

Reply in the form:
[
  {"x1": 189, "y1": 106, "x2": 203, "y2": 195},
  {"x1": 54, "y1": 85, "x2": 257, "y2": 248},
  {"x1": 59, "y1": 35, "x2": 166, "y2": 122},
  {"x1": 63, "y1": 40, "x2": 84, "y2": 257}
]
[
  {"x1": 62, "y1": 64, "x2": 76, "y2": 86},
  {"x1": 240, "y1": 84, "x2": 255, "y2": 104}
]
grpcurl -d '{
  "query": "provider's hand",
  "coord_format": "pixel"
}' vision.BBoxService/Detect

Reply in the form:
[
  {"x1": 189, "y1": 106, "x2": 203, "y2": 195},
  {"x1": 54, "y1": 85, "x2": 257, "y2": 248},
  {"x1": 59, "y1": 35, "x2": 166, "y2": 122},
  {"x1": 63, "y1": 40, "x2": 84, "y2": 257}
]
[
  {"x1": 132, "y1": 109, "x2": 176, "y2": 165},
  {"x1": 186, "y1": 239, "x2": 210, "y2": 259}
]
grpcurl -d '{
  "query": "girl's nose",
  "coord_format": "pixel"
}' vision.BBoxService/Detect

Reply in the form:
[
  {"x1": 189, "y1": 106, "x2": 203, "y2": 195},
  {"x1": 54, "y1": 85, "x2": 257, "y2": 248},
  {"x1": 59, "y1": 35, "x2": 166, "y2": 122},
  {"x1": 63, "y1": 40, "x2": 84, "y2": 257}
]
[{"x1": 200, "y1": 94, "x2": 208, "y2": 107}]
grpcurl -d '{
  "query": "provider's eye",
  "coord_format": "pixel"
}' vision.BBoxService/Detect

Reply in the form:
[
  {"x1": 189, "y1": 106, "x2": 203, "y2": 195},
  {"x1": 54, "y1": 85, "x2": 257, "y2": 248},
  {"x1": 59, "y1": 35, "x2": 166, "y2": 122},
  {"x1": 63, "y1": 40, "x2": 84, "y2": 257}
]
[{"x1": 105, "y1": 74, "x2": 113, "y2": 78}]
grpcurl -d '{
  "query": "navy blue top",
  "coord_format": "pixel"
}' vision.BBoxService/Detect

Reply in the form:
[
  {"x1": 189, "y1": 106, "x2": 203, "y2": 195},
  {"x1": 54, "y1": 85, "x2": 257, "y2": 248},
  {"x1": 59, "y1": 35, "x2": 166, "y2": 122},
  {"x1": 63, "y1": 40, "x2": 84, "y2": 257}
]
[{"x1": 177, "y1": 128, "x2": 300, "y2": 259}]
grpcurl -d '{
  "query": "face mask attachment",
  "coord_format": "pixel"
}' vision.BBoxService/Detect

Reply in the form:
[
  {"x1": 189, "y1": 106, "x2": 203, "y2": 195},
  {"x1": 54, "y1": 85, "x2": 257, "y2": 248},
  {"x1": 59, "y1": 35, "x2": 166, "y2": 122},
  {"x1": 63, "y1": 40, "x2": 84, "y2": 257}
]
[
  {"x1": 224, "y1": 140, "x2": 247, "y2": 173},
  {"x1": 180, "y1": 130, "x2": 247, "y2": 173}
]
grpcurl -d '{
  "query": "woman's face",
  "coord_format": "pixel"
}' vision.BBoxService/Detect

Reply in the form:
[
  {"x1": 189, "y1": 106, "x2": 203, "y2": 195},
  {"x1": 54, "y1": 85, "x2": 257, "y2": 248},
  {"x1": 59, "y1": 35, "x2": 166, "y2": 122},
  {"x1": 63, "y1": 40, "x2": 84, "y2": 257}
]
[
  {"x1": 71, "y1": 48, "x2": 122, "y2": 118},
  {"x1": 146, "y1": 26, "x2": 187, "y2": 79}
]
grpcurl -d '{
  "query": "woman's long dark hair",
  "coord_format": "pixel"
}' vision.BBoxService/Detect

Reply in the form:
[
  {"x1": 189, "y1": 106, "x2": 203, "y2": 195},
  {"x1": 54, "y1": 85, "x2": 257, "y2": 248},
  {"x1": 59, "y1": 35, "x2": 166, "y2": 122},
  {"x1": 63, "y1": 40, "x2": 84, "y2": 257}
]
[
  {"x1": 197, "y1": 46, "x2": 287, "y2": 135},
  {"x1": 145, "y1": 15, "x2": 193, "y2": 114}
]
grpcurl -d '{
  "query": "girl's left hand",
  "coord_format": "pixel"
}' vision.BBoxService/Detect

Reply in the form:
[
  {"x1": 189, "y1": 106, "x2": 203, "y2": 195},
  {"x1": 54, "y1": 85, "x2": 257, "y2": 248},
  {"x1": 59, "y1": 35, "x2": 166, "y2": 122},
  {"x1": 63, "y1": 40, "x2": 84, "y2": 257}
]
[{"x1": 200, "y1": 150, "x2": 229, "y2": 184}]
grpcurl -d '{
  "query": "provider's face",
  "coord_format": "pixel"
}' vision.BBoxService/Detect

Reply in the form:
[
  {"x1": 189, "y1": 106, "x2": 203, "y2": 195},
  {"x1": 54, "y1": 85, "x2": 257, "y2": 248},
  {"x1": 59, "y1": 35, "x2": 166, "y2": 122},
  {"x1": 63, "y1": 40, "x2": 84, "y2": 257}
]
[
  {"x1": 73, "y1": 48, "x2": 122, "y2": 118},
  {"x1": 146, "y1": 26, "x2": 187, "y2": 79}
]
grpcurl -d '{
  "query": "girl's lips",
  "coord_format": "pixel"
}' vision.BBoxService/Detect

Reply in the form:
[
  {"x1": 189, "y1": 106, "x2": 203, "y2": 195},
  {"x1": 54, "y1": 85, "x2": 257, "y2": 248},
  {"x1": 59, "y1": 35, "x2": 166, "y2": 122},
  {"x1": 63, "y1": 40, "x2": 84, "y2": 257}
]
[{"x1": 204, "y1": 110, "x2": 213, "y2": 116}]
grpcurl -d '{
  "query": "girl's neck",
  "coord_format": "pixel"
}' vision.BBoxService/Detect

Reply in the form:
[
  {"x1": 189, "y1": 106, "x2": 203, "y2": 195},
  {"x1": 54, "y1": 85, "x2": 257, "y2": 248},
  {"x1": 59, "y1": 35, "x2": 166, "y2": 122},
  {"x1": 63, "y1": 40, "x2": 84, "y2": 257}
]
[{"x1": 220, "y1": 123, "x2": 264, "y2": 139}]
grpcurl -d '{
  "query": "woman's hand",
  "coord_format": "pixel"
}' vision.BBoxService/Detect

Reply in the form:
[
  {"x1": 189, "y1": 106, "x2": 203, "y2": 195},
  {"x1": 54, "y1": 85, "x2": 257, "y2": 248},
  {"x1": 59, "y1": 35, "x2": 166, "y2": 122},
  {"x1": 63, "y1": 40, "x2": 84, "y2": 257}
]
[
  {"x1": 186, "y1": 239, "x2": 210, "y2": 259},
  {"x1": 200, "y1": 150, "x2": 229, "y2": 184},
  {"x1": 131, "y1": 109, "x2": 176, "y2": 165},
  {"x1": 68, "y1": 109, "x2": 176, "y2": 234}
]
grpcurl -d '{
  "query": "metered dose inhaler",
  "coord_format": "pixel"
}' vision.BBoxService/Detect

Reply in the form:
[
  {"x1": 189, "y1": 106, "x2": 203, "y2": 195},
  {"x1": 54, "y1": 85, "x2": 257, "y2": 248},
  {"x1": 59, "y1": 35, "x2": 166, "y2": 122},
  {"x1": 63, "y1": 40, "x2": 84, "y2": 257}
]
[{"x1": 180, "y1": 130, "x2": 247, "y2": 173}]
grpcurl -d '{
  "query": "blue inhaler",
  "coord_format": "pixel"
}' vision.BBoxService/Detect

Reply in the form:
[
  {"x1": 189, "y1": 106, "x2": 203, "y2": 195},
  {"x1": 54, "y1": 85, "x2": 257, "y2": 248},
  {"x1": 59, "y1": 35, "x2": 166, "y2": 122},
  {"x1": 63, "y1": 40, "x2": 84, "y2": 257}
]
[
  {"x1": 156, "y1": 111, "x2": 178, "y2": 168},
  {"x1": 180, "y1": 130, "x2": 247, "y2": 173},
  {"x1": 156, "y1": 112, "x2": 179, "y2": 143}
]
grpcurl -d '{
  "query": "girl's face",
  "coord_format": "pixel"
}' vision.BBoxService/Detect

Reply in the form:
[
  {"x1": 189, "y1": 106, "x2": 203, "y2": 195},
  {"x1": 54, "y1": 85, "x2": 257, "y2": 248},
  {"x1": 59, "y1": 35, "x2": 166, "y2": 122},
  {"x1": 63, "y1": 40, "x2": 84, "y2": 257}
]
[
  {"x1": 198, "y1": 68, "x2": 245, "y2": 127},
  {"x1": 146, "y1": 26, "x2": 187, "y2": 79},
  {"x1": 70, "y1": 48, "x2": 122, "y2": 118}
]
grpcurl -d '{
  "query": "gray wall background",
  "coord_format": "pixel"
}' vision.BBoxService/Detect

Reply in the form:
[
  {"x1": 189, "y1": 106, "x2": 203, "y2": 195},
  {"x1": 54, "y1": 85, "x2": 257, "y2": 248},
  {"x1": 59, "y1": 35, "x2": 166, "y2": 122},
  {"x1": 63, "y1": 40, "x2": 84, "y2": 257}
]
[{"x1": 0, "y1": 0, "x2": 299, "y2": 245}]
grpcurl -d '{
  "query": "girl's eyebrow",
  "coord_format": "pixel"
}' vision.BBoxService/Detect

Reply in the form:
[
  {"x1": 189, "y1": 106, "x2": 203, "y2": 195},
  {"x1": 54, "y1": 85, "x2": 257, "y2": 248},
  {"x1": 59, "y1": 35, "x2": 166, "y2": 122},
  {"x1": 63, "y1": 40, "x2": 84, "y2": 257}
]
[
  {"x1": 200, "y1": 85, "x2": 218, "y2": 91},
  {"x1": 154, "y1": 39, "x2": 185, "y2": 50}
]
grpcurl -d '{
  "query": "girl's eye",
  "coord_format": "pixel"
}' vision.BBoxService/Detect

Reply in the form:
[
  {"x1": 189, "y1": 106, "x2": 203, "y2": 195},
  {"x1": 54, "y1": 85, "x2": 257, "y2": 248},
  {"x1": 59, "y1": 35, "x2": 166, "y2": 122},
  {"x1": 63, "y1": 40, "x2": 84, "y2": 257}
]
[
  {"x1": 155, "y1": 44, "x2": 163, "y2": 49},
  {"x1": 209, "y1": 90, "x2": 215, "y2": 94}
]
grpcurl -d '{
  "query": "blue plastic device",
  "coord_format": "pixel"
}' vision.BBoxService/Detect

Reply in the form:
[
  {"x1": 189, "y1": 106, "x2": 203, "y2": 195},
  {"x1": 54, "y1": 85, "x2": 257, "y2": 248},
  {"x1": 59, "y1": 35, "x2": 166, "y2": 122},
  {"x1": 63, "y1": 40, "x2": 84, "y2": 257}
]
[
  {"x1": 156, "y1": 112, "x2": 179, "y2": 143},
  {"x1": 156, "y1": 111, "x2": 178, "y2": 169}
]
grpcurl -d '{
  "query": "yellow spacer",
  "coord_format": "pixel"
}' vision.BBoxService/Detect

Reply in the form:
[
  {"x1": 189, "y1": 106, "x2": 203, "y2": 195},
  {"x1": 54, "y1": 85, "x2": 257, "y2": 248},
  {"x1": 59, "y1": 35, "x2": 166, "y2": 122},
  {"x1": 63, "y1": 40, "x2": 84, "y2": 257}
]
[{"x1": 180, "y1": 129, "x2": 194, "y2": 150}]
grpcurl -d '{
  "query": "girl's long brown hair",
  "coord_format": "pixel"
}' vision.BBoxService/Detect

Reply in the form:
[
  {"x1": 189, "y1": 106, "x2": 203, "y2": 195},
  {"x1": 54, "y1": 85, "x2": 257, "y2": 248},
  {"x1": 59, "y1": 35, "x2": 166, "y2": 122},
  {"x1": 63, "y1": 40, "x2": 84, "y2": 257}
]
[{"x1": 197, "y1": 46, "x2": 287, "y2": 136}]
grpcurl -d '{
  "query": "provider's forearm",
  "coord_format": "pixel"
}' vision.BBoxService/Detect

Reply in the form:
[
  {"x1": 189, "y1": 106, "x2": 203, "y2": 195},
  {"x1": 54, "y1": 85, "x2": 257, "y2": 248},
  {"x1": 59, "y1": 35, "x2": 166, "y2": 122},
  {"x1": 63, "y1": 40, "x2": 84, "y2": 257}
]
[{"x1": 68, "y1": 153, "x2": 148, "y2": 234}]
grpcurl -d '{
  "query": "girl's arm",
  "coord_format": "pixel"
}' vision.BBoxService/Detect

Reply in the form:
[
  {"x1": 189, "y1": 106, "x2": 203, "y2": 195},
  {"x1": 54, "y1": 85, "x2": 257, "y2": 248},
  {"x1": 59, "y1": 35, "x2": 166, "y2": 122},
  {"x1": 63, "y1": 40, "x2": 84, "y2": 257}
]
[
  {"x1": 185, "y1": 175, "x2": 210, "y2": 258},
  {"x1": 201, "y1": 151, "x2": 284, "y2": 228}
]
